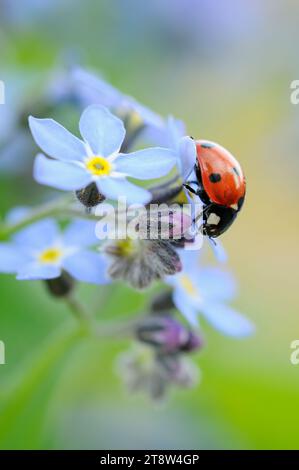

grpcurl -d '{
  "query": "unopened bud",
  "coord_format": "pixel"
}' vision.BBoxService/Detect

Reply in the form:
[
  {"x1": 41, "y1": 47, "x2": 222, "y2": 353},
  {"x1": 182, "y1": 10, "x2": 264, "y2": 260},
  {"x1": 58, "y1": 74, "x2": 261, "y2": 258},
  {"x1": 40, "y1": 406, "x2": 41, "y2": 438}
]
[
  {"x1": 76, "y1": 182, "x2": 105, "y2": 209},
  {"x1": 106, "y1": 239, "x2": 182, "y2": 290},
  {"x1": 158, "y1": 353, "x2": 199, "y2": 388},
  {"x1": 150, "y1": 290, "x2": 175, "y2": 312},
  {"x1": 136, "y1": 314, "x2": 203, "y2": 354},
  {"x1": 45, "y1": 271, "x2": 74, "y2": 297}
]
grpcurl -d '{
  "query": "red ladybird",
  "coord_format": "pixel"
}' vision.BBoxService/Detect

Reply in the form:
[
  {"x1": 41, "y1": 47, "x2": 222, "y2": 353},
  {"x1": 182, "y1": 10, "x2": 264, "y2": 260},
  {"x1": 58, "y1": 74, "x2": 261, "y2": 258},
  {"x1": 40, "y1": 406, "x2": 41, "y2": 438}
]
[{"x1": 185, "y1": 140, "x2": 246, "y2": 238}]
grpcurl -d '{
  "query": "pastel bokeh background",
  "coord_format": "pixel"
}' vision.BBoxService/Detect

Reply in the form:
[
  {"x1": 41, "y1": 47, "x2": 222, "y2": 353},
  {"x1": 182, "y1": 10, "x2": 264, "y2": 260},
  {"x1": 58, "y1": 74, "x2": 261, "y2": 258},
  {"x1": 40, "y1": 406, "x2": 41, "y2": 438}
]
[{"x1": 0, "y1": 0, "x2": 299, "y2": 449}]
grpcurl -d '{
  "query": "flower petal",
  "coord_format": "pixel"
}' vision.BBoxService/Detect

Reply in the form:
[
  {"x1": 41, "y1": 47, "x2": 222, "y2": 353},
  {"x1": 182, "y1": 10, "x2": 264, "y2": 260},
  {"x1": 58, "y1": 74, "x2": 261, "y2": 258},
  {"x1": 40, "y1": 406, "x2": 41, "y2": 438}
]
[
  {"x1": 72, "y1": 68, "x2": 163, "y2": 128},
  {"x1": 207, "y1": 237, "x2": 228, "y2": 263},
  {"x1": 5, "y1": 206, "x2": 31, "y2": 225},
  {"x1": 63, "y1": 219, "x2": 98, "y2": 247},
  {"x1": 79, "y1": 105, "x2": 125, "y2": 156},
  {"x1": 71, "y1": 67, "x2": 123, "y2": 109},
  {"x1": 34, "y1": 153, "x2": 92, "y2": 191},
  {"x1": 173, "y1": 289, "x2": 199, "y2": 327},
  {"x1": 0, "y1": 244, "x2": 26, "y2": 273},
  {"x1": 179, "y1": 136, "x2": 197, "y2": 181},
  {"x1": 177, "y1": 248, "x2": 202, "y2": 272},
  {"x1": 13, "y1": 218, "x2": 60, "y2": 251},
  {"x1": 115, "y1": 148, "x2": 176, "y2": 180},
  {"x1": 195, "y1": 267, "x2": 237, "y2": 302},
  {"x1": 97, "y1": 177, "x2": 151, "y2": 204},
  {"x1": 201, "y1": 302, "x2": 254, "y2": 337},
  {"x1": 63, "y1": 251, "x2": 109, "y2": 284},
  {"x1": 16, "y1": 262, "x2": 61, "y2": 280},
  {"x1": 128, "y1": 99, "x2": 164, "y2": 128},
  {"x1": 29, "y1": 116, "x2": 86, "y2": 162}
]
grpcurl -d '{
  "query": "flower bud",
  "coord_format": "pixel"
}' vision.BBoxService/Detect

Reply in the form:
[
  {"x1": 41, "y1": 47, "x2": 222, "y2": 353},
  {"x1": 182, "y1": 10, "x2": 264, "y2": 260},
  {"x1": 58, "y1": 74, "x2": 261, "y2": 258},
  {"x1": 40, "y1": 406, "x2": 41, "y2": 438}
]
[
  {"x1": 105, "y1": 239, "x2": 182, "y2": 290},
  {"x1": 150, "y1": 290, "x2": 175, "y2": 313},
  {"x1": 168, "y1": 209, "x2": 193, "y2": 239},
  {"x1": 158, "y1": 353, "x2": 199, "y2": 388},
  {"x1": 180, "y1": 331, "x2": 203, "y2": 352},
  {"x1": 136, "y1": 314, "x2": 203, "y2": 354},
  {"x1": 75, "y1": 182, "x2": 105, "y2": 209},
  {"x1": 136, "y1": 315, "x2": 187, "y2": 353},
  {"x1": 117, "y1": 344, "x2": 200, "y2": 402},
  {"x1": 132, "y1": 207, "x2": 192, "y2": 241},
  {"x1": 45, "y1": 271, "x2": 74, "y2": 297}
]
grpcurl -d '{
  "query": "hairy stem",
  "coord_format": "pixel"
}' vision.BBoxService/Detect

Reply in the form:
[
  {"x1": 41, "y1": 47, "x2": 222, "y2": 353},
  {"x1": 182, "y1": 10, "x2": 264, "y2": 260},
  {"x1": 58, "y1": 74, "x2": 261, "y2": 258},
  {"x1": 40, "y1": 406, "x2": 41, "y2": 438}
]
[
  {"x1": 65, "y1": 294, "x2": 95, "y2": 334},
  {"x1": 0, "y1": 174, "x2": 184, "y2": 241},
  {"x1": 65, "y1": 293, "x2": 140, "y2": 339}
]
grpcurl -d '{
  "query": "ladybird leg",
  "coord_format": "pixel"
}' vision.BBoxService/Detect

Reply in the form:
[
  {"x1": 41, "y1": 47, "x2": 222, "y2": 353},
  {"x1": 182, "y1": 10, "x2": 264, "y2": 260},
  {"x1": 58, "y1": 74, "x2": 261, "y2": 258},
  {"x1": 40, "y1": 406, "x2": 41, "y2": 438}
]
[
  {"x1": 183, "y1": 183, "x2": 197, "y2": 196},
  {"x1": 184, "y1": 181, "x2": 206, "y2": 199},
  {"x1": 184, "y1": 180, "x2": 210, "y2": 205}
]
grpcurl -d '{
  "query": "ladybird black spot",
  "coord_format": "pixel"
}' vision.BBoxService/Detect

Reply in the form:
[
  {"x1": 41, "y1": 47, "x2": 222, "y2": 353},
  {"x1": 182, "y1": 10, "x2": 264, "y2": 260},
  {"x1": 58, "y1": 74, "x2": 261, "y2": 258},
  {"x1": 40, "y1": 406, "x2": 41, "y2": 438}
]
[
  {"x1": 209, "y1": 173, "x2": 221, "y2": 183},
  {"x1": 238, "y1": 196, "x2": 245, "y2": 210},
  {"x1": 201, "y1": 142, "x2": 215, "y2": 149},
  {"x1": 233, "y1": 167, "x2": 240, "y2": 176}
]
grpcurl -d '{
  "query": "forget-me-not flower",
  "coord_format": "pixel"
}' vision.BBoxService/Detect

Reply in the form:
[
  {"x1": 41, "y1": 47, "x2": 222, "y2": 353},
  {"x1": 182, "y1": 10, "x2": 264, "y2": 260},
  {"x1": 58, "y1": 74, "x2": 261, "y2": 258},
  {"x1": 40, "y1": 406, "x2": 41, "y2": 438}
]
[
  {"x1": 166, "y1": 249, "x2": 254, "y2": 337},
  {"x1": 71, "y1": 67, "x2": 164, "y2": 130},
  {"x1": 144, "y1": 116, "x2": 195, "y2": 181},
  {"x1": 29, "y1": 105, "x2": 177, "y2": 205},
  {"x1": 0, "y1": 218, "x2": 108, "y2": 284}
]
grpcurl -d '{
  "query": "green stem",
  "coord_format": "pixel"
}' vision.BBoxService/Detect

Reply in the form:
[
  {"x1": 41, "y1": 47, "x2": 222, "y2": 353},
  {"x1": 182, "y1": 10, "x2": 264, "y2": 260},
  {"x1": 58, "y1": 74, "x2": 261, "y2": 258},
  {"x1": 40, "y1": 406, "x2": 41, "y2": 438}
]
[
  {"x1": 0, "y1": 173, "x2": 185, "y2": 240},
  {"x1": 65, "y1": 293, "x2": 140, "y2": 339},
  {"x1": 65, "y1": 294, "x2": 95, "y2": 334},
  {"x1": 0, "y1": 195, "x2": 108, "y2": 240}
]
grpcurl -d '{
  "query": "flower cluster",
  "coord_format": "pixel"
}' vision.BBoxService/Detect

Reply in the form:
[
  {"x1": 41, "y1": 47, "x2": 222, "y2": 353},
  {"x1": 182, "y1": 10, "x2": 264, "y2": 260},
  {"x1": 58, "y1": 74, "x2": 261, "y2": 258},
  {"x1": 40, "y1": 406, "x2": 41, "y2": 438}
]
[{"x1": 0, "y1": 67, "x2": 253, "y2": 400}]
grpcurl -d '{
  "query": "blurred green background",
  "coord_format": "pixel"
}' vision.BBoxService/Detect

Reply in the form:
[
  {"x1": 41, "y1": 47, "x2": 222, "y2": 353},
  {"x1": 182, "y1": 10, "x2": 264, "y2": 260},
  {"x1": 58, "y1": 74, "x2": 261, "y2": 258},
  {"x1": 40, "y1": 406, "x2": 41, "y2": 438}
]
[{"x1": 0, "y1": 0, "x2": 299, "y2": 449}]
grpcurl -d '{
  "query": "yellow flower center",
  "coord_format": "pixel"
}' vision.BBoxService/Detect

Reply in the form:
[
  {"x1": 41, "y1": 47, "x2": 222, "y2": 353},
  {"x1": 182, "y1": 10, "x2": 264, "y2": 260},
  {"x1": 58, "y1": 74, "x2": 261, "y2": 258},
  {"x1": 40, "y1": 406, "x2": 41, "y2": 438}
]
[
  {"x1": 117, "y1": 239, "x2": 135, "y2": 256},
  {"x1": 39, "y1": 247, "x2": 62, "y2": 264},
  {"x1": 86, "y1": 156, "x2": 111, "y2": 176},
  {"x1": 128, "y1": 110, "x2": 143, "y2": 128},
  {"x1": 107, "y1": 239, "x2": 135, "y2": 257},
  {"x1": 180, "y1": 274, "x2": 198, "y2": 297}
]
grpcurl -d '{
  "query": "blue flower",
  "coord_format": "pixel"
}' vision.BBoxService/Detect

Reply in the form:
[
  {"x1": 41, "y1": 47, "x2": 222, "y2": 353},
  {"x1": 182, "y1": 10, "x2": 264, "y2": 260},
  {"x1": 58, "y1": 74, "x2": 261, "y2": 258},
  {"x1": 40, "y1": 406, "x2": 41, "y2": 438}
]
[
  {"x1": 0, "y1": 218, "x2": 109, "y2": 284},
  {"x1": 29, "y1": 105, "x2": 177, "y2": 205},
  {"x1": 0, "y1": 72, "x2": 37, "y2": 175},
  {"x1": 144, "y1": 116, "x2": 196, "y2": 181},
  {"x1": 71, "y1": 68, "x2": 164, "y2": 129},
  {"x1": 71, "y1": 69, "x2": 197, "y2": 175},
  {"x1": 166, "y1": 249, "x2": 254, "y2": 337}
]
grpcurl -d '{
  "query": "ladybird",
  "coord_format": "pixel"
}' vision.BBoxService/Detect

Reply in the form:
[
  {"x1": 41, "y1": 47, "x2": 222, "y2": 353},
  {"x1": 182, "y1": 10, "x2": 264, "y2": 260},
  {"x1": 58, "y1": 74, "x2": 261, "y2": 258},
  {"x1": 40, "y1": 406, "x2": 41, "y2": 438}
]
[{"x1": 185, "y1": 140, "x2": 246, "y2": 238}]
